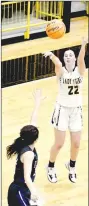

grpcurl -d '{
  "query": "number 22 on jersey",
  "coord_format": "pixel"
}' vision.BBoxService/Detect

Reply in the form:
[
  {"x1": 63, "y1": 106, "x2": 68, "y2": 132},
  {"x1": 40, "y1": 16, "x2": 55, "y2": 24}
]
[{"x1": 68, "y1": 85, "x2": 79, "y2": 95}]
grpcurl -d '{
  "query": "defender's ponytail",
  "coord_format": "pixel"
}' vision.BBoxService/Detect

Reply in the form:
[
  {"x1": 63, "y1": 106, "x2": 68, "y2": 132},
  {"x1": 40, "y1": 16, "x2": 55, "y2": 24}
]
[{"x1": 6, "y1": 137, "x2": 24, "y2": 159}]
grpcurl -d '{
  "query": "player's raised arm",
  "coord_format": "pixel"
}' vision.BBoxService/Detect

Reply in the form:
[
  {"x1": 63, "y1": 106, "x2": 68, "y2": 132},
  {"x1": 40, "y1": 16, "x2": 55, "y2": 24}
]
[
  {"x1": 30, "y1": 89, "x2": 45, "y2": 127},
  {"x1": 77, "y1": 38, "x2": 87, "y2": 76},
  {"x1": 42, "y1": 51, "x2": 64, "y2": 78}
]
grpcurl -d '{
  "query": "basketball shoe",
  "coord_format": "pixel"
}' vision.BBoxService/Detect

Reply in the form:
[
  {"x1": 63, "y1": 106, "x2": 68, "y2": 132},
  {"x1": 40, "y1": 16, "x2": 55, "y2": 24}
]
[
  {"x1": 47, "y1": 166, "x2": 57, "y2": 183},
  {"x1": 65, "y1": 162, "x2": 77, "y2": 183}
]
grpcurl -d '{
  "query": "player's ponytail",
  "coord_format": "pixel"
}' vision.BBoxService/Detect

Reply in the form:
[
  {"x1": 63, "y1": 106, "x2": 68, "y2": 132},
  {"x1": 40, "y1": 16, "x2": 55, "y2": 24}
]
[
  {"x1": 6, "y1": 125, "x2": 39, "y2": 159},
  {"x1": 6, "y1": 137, "x2": 24, "y2": 159}
]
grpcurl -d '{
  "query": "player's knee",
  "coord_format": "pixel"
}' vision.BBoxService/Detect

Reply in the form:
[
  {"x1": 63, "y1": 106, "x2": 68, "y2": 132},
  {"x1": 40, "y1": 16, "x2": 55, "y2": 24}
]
[
  {"x1": 73, "y1": 141, "x2": 80, "y2": 148},
  {"x1": 55, "y1": 142, "x2": 64, "y2": 150}
]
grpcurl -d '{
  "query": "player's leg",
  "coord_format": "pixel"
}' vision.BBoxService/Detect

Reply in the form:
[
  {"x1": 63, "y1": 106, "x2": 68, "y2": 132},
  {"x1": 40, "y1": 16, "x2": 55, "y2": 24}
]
[
  {"x1": 47, "y1": 129, "x2": 66, "y2": 183},
  {"x1": 47, "y1": 104, "x2": 68, "y2": 183},
  {"x1": 70, "y1": 131, "x2": 81, "y2": 162},
  {"x1": 49, "y1": 129, "x2": 66, "y2": 163},
  {"x1": 66, "y1": 106, "x2": 83, "y2": 183},
  {"x1": 65, "y1": 131, "x2": 81, "y2": 183}
]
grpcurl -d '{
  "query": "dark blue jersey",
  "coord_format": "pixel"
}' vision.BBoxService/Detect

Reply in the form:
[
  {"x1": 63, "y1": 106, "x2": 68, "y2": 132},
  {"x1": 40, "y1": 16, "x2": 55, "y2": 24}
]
[{"x1": 14, "y1": 146, "x2": 38, "y2": 184}]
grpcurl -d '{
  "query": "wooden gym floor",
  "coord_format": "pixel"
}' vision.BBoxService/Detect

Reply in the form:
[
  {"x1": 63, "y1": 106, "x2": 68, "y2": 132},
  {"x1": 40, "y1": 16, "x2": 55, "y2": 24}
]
[{"x1": 2, "y1": 70, "x2": 88, "y2": 206}]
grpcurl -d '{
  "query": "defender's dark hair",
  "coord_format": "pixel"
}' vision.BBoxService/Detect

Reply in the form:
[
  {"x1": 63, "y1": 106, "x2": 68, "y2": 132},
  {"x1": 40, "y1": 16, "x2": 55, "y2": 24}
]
[{"x1": 7, "y1": 125, "x2": 39, "y2": 159}]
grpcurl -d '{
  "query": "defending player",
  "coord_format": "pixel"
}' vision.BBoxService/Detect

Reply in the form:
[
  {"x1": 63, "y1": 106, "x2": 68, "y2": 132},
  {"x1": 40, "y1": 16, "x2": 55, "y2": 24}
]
[{"x1": 7, "y1": 89, "x2": 45, "y2": 206}]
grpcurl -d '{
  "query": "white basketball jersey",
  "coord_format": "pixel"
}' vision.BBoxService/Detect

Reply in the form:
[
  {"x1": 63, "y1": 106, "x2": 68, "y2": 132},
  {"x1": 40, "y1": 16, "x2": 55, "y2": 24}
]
[{"x1": 57, "y1": 67, "x2": 83, "y2": 107}]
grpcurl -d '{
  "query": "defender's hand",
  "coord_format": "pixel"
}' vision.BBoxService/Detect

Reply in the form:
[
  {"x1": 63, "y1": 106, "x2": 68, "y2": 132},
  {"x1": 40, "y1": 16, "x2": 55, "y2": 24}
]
[{"x1": 33, "y1": 89, "x2": 46, "y2": 107}]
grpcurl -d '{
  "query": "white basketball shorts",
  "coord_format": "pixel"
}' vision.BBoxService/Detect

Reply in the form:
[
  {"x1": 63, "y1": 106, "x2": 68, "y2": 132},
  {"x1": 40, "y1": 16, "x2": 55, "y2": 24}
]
[{"x1": 51, "y1": 102, "x2": 83, "y2": 132}]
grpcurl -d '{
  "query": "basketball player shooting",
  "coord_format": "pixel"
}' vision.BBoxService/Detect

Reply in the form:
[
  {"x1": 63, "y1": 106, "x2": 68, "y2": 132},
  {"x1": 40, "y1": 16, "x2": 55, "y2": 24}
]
[{"x1": 42, "y1": 37, "x2": 87, "y2": 183}]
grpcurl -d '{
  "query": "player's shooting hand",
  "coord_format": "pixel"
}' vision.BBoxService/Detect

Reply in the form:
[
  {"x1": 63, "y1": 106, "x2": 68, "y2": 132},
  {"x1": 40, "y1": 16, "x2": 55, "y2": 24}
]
[{"x1": 42, "y1": 51, "x2": 53, "y2": 58}]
